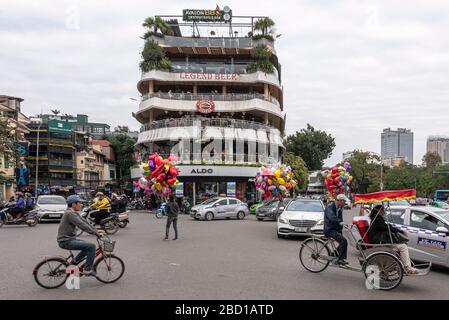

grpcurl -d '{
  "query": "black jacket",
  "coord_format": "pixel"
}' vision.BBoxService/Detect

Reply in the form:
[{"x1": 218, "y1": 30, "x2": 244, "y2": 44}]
[
  {"x1": 166, "y1": 201, "x2": 179, "y2": 218},
  {"x1": 368, "y1": 215, "x2": 404, "y2": 244}
]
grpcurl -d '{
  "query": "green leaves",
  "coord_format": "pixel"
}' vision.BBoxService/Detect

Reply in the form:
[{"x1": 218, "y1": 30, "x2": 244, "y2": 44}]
[
  {"x1": 284, "y1": 152, "x2": 309, "y2": 191},
  {"x1": 254, "y1": 17, "x2": 275, "y2": 36},
  {"x1": 246, "y1": 45, "x2": 275, "y2": 74},
  {"x1": 0, "y1": 117, "x2": 18, "y2": 165},
  {"x1": 286, "y1": 124, "x2": 336, "y2": 171},
  {"x1": 107, "y1": 134, "x2": 138, "y2": 187},
  {"x1": 140, "y1": 40, "x2": 172, "y2": 72}
]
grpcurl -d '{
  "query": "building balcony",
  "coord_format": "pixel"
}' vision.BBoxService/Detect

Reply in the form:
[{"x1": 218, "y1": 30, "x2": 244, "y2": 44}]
[
  {"x1": 138, "y1": 70, "x2": 281, "y2": 91},
  {"x1": 136, "y1": 95, "x2": 284, "y2": 126},
  {"x1": 150, "y1": 35, "x2": 275, "y2": 55},
  {"x1": 142, "y1": 92, "x2": 280, "y2": 107},
  {"x1": 49, "y1": 159, "x2": 74, "y2": 167}
]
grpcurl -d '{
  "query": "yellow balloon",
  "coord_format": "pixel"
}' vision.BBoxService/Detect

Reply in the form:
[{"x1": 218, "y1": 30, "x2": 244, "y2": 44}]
[
  {"x1": 277, "y1": 178, "x2": 285, "y2": 185},
  {"x1": 155, "y1": 183, "x2": 162, "y2": 191},
  {"x1": 143, "y1": 164, "x2": 149, "y2": 171},
  {"x1": 164, "y1": 165, "x2": 170, "y2": 173},
  {"x1": 268, "y1": 179, "x2": 273, "y2": 185},
  {"x1": 275, "y1": 169, "x2": 281, "y2": 178}
]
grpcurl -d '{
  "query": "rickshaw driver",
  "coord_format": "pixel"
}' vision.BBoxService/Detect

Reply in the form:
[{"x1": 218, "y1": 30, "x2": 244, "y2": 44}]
[{"x1": 324, "y1": 194, "x2": 348, "y2": 265}]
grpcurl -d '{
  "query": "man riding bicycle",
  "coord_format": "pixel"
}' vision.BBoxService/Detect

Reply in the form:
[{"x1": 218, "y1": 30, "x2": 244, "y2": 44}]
[
  {"x1": 90, "y1": 192, "x2": 111, "y2": 225},
  {"x1": 324, "y1": 194, "x2": 348, "y2": 266},
  {"x1": 57, "y1": 195, "x2": 105, "y2": 276}
]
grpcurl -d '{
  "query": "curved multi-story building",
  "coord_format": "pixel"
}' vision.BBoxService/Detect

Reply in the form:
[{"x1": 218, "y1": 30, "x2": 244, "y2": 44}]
[{"x1": 133, "y1": 9, "x2": 286, "y2": 205}]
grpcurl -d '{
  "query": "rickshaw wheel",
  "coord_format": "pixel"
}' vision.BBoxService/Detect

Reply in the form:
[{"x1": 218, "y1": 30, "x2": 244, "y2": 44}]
[
  {"x1": 299, "y1": 238, "x2": 330, "y2": 273},
  {"x1": 363, "y1": 252, "x2": 403, "y2": 291}
]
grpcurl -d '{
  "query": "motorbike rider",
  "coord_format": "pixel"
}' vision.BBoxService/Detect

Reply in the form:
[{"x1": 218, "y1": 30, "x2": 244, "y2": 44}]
[
  {"x1": 181, "y1": 197, "x2": 191, "y2": 214},
  {"x1": 25, "y1": 193, "x2": 35, "y2": 211},
  {"x1": 57, "y1": 194, "x2": 105, "y2": 276},
  {"x1": 90, "y1": 192, "x2": 111, "y2": 225},
  {"x1": 9, "y1": 192, "x2": 26, "y2": 220}
]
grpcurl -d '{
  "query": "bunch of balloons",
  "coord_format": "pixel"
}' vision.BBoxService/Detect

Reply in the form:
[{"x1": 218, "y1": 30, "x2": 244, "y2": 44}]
[
  {"x1": 321, "y1": 161, "x2": 353, "y2": 197},
  {"x1": 254, "y1": 163, "x2": 298, "y2": 200},
  {"x1": 132, "y1": 153, "x2": 180, "y2": 198}
]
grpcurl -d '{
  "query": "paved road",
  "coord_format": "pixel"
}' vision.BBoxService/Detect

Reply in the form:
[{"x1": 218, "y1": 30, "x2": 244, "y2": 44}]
[{"x1": 1, "y1": 209, "x2": 449, "y2": 299}]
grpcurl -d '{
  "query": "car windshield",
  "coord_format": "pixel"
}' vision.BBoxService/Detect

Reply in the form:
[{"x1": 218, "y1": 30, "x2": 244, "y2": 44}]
[
  {"x1": 436, "y1": 191, "x2": 449, "y2": 201},
  {"x1": 286, "y1": 200, "x2": 323, "y2": 212},
  {"x1": 38, "y1": 196, "x2": 66, "y2": 205},
  {"x1": 265, "y1": 200, "x2": 280, "y2": 207},
  {"x1": 201, "y1": 198, "x2": 219, "y2": 205}
]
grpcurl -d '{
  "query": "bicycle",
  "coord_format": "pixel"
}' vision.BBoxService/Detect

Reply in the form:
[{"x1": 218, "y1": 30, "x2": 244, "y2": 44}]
[{"x1": 33, "y1": 235, "x2": 125, "y2": 289}]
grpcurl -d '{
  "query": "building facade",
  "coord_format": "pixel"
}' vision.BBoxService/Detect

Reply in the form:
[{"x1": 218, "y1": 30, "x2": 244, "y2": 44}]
[
  {"x1": 427, "y1": 136, "x2": 449, "y2": 164},
  {"x1": 0, "y1": 95, "x2": 30, "y2": 200},
  {"x1": 132, "y1": 10, "x2": 286, "y2": 204},
  {"x1": 381, "y1": 128, "x2": 414, "y2": 164}
]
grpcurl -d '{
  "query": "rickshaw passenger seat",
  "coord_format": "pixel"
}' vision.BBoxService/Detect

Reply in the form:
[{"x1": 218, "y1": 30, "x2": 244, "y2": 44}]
[{"x1": 353, "y1": 219, "x2": 370, "y2": 244}]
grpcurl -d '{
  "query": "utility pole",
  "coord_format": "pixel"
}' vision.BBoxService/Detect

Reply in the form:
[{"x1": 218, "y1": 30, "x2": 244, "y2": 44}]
[
  {"x1": 34, "y1": 118, "x2": 43, "y2": 196},
  {"x1": 380, "y1": 160, "x2": 384, "y2": 191}
]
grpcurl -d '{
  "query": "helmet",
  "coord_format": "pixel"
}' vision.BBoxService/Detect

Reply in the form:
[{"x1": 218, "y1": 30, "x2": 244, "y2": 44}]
[
  {"x1": 15, "y1": 192, "x2": 24, "y2": 197},
  {"x1": 95, "y1": 192, "x2": 104, "y2": 197},
  {"x1": 25, "y1": 193, "x2": 32, "y2": 197}
]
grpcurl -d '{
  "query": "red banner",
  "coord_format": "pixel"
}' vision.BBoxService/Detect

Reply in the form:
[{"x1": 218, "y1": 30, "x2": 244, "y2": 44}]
[{"x1": 354, "y1": 189, "x2": 416, "y2": 204}]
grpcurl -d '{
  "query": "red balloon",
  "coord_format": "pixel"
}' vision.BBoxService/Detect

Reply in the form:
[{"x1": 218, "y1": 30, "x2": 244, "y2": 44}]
[
  {"x1": 156, "y1": 173, "x2": 166, "y2": 183},
  {"x1": 154, "y1": 157, "x2": 163, "y2": 166},
  {"x1": 332, "y1": 167, "x2": 338, "y2": 174},
  {"x1": 169, "y1": 166, "x2": 178, "y2": 177},
  {"x1": 166, "y1": 178, "x2": 177, "y2": 185},
  {"x1": 151, "y1": 164, "x2": 165, "y2": 178}
]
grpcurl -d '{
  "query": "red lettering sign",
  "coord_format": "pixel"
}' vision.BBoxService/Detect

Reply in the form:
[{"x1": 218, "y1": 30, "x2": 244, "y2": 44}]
[
  {"x1": 178, "y1": 73, "x2": 238, "y2": 81},
  {"x1": 196, "y1": 99, "x2": 215, "y2": 114}
]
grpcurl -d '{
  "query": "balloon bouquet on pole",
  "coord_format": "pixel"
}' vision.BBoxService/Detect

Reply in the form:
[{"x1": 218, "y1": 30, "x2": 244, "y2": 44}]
[
  {"x1": 132, "y1": 153, "x2": 180, "y2": 218},
  {"x1": 254, "y1": 163, "x2": 299, "y2": 216},
  {"x1": 321, "y1": 161, "x2": 353, "y2": 205}
]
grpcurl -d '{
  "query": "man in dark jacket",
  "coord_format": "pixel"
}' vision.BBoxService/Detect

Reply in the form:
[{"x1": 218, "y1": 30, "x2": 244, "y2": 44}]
[
  {"x1": 165, "y1": 196, "x2": 179, "y2": 240},
  {"x1": 324, "y1": 194, "x2": 348, "y2": 265}
]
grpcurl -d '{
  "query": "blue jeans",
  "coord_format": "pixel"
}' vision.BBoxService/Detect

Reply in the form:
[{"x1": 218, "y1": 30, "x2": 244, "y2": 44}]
[{"x1": 59, "y1": 239, "x2": 96, "y2": 271}]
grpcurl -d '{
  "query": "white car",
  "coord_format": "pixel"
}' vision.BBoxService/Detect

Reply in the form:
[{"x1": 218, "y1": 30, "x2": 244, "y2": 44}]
[
  {"x1": 277, "y1": 198, "x2": 325, "y2": 238},
  {"x1": 35, "y1": 195, "x2": 67, "y2": 221},
  {"x1": 353, "y1": 205, "x2": 449, "y2": 268}
]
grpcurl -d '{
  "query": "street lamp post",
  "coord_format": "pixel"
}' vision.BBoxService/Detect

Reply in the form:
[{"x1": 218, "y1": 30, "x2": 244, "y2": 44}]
[
  {"x1": 380, "y1": 161, "x2": 384, "y2": 191},
  {"x1": 35, "y1": 119, "x2": 43, "y2": 196}
]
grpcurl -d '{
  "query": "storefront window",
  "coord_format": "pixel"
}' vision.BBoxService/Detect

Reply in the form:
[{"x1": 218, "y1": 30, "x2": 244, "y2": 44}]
[{"x1": 196, "y1": 182, "x2": 218, "y2": 204}]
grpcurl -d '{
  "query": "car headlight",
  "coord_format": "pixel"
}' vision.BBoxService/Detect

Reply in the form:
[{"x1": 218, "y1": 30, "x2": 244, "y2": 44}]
[
  {"x1": 278, "y1": 217, "x2": 288, "y2": 224},
  {"x1": 270, "y1": 207, "x2": 277, "y2": 212},
  {"x1": 316, "y1": 219, "x2": 324, "y2": 225}
]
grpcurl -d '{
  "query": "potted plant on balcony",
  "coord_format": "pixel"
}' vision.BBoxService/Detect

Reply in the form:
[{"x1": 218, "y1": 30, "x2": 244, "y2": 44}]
[
  {"x1": 252, "y1": 17, "x2": 275, "y2": 42},
  {"x1": 139, "y1": 40, "x2": 172, "y2": 72},
  {"x1": 141, "y1": 16, "x2": 173, "y2": 40},
  {"x1": 246, "y1": 44, "x2": 275, "y2": 74}
]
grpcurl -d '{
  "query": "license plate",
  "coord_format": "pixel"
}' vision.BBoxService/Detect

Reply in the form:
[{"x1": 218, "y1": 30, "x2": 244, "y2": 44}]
[
  {"x1": 294, "y1": 227, "x2": 308, "y2": 232},
  {"x1": 259, "y1": 213, "x2": 265, "y2": 216},
  {"x1": 49, "y1": 214, "x2": 61, "y2": 218}
]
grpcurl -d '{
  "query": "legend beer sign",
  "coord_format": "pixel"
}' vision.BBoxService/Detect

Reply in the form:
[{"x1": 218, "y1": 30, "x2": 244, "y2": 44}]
[{"x1": 179, "y1": 73, "x2": 238, "y2": 81}]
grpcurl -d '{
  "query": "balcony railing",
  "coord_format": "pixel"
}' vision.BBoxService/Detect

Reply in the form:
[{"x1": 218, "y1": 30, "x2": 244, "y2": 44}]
[
  {"x1": 153, "y1": 35, "x2": 274, "y2": 50},
  {"x1": 142, "y1": 92, "x2": 280, "y2": 107},
  {"x1": 140, "y1": 117, "x2": 280, "y2": 133},
  {"x1": 49, "y1": 159, "x2": 74, "y2": 167}
]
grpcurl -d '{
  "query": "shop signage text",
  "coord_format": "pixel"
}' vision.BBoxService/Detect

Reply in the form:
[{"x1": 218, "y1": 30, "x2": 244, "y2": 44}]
[
  {"x1": 191, "y1": 168, "x2": 214, "y2": 174},
  {"x1": 183, "y1": 9, "x2": 232, "y2": 22},
  {"x1": 179, "y1": 73, "x2": 238, "y2": 81}
]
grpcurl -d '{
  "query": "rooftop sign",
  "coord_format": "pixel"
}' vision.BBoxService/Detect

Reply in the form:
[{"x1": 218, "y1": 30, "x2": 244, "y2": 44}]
[{"x1": 183, "y1": 7, "x2": 232, "y2": 22}]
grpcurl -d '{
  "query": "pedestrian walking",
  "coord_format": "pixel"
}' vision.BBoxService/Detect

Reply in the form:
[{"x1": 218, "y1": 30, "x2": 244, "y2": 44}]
[{"x1": 165, "y1": 195, "x2": 179, "y2": 240}]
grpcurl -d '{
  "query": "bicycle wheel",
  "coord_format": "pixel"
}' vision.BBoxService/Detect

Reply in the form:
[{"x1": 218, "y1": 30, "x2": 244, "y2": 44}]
[
  {"x1": 33, "y1": 258, "x2": 69, "y2": 289},
  {"x1": 299, "y1": 238, "x2": 331, "y2": 273},
  {"x1": 94, "y1": 254, "x2": 125, "y2": 284},
  {"x1": 363, "y1": 252, "x2": 403, "y2": 291}
]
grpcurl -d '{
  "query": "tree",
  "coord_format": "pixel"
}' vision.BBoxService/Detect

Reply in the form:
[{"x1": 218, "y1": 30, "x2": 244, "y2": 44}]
[
  {"x1": 139, "y1": 40, "x2": 172, "y2": 72},
  {"x1": 246, "y1": 44, "x2": 275, "y2": 74},
  {"x1": 107, "y1": 134, "x2": 138, "y2": 188},
  {"x1": 0, "y1": 117, "x2": 18, "y2": 179},
  {"x1": 284, "y1": 152, "x2": 309, "y2": 192},
  {"x1": 286, "y1": 124, "x2": 336, "y2": 171},
  {"x1": 422, "y1": 152, "x2": 442, "y2": 170},
  {"x1": 142, "y1": 16, "x2": 172, "y2": 39},
  {"x1": 346, "y1": 150, "x2": 381, "y2": 193},
  {"x1": 254, "y1": 17, "x2": 275, "y2": 36}
]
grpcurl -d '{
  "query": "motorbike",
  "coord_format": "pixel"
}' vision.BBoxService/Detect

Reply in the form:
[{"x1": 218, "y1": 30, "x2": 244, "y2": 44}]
[
  {"x1": 0, "y1": 205, "x2": 40, "y2": 228},
  {"x1": 75, "y1": 207, "x2": 122, "y2": 236},
  {"x1": 181, "y1": 199, "x2": 191, "y2": 215},
  {"x1": 111, "y1": 199, "x2": 130, "y2": 228},
  {"x1": 127, "y1": 198, "x2": 146, "y2": 210},
  {"x1": 156, "y1": 202, "x2": 167, "y2": 219}
]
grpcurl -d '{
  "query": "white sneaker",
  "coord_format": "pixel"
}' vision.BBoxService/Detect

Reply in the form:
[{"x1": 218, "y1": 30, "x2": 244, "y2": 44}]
[{"x1": 405, "y1": 266, "x2": 419, "y2": 275}]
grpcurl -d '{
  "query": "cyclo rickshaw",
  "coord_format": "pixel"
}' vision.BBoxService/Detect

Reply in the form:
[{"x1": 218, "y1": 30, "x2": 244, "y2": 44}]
[{"x1": 299, "y1": 190, "x2": 432, "y2": 290}]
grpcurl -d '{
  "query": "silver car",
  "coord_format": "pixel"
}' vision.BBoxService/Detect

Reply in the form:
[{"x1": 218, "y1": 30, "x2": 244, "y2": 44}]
[
  {"x1": 190, "y1": 197, "x2": 249, "y2": 221},
  {"x1": 277, "y1": 198, "x2": 325, "y2": 238},
  {"x1": 35, "y1": 195, "x2": 67, "y2": 221}
]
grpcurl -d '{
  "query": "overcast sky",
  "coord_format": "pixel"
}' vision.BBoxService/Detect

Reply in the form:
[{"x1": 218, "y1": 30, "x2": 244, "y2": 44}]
[{"x1": 1, "y1": 0, "x2": 448, "y2": 166}]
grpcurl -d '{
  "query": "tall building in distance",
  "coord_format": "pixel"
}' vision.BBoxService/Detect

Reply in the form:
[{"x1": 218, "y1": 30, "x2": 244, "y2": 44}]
[
  {"x1": 381, "y1": 128, "x2": 414, "y2": 165},
  {"x1": 132, "y1": 8, "x2": 285, "y2": 204},
  {"x1": 427, "y1": 136, "x2": 449, "y2": 164}
]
